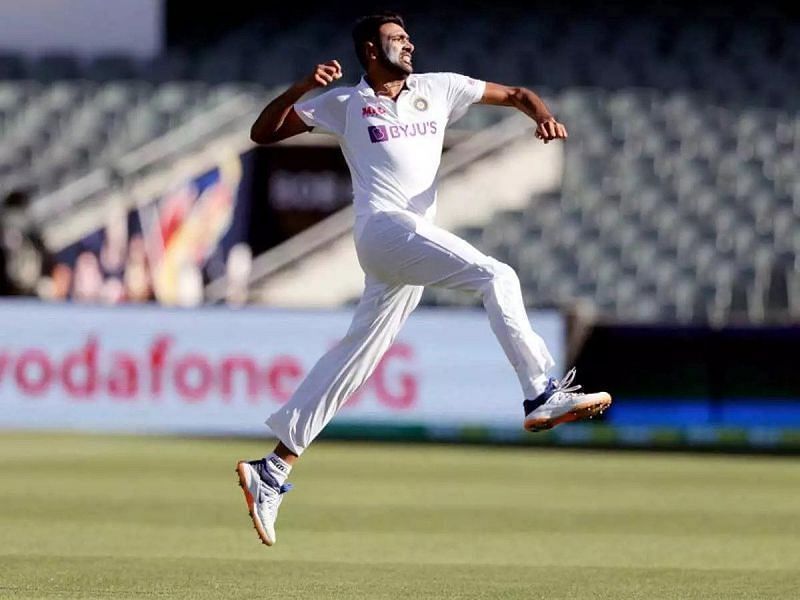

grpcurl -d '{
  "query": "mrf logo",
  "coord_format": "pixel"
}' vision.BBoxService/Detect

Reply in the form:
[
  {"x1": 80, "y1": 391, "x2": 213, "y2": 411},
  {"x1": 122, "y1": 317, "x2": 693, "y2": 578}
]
[{"x1": 362, "y1": 105, "x2": 386, "y2": 117}]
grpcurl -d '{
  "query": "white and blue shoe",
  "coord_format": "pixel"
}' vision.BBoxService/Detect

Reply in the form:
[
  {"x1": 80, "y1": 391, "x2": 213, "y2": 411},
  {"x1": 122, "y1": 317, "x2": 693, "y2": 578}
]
[
  {"x1": 523, "y1": 368, "x2": 612, "y2": 432},
  {"x1": 236, "y1": 459, "x2": 293, "y2": 546}
]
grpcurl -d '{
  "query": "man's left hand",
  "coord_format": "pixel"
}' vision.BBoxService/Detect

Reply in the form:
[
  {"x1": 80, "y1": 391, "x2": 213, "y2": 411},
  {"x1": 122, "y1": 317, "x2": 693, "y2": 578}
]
[{"x1": 535, "y1": 118, "x2": 568, "y2": 143}]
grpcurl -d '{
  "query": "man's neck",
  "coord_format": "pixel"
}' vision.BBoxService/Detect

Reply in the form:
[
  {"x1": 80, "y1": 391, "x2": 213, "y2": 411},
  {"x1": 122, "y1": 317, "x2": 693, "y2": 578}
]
[{"x1": 365, "y1": 70, "x2": 409, "y2": 100}]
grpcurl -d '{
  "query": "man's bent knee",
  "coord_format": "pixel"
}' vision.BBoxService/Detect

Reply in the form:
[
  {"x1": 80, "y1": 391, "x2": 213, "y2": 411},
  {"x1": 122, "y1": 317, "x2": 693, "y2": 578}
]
[
  {"x1": 476, "y1": 259, "x2": 522, "y2": 297},
  {"x1": 489, "y1": 260, "x2": 521, "y2": 288}
]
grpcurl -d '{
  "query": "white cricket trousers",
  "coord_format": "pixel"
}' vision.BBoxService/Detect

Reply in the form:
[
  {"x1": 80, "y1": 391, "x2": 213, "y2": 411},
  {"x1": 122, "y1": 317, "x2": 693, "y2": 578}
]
[{"x1": 266, "y1": 210, "x2": 555, "y2": 455}]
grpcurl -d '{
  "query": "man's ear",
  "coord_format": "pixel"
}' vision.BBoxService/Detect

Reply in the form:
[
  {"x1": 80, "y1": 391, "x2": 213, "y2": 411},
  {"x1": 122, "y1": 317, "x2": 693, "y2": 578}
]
[{"x1": 366, "y1": 40, "x2": 377, "y2": 61}]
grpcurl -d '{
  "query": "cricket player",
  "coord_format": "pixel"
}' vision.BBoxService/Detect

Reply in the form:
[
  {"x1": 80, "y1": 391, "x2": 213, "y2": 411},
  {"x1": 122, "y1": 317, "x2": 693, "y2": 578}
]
[{"x1": 237, "y1": 12, "x2": 611, "y2": 546}]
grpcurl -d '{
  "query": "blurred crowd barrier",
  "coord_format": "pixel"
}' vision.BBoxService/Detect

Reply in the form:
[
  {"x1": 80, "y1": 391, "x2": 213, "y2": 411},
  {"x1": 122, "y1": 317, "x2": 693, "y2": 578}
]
[
  {"x1": 0, "y1": 153, "x2": 250, "y2": 306},
  {"x1": 0, "y1": 142, "x2": 352, "y2": 307},
  {"x1": 53, "y1": 152, "x2": 250, "y2": 307}
]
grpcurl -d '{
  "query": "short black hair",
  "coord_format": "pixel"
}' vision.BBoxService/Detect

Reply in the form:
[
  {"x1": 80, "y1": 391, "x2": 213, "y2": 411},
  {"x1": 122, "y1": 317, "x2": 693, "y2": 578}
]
[{"x1": 352, "y1": 12, "x2": 405, "y2": 70}]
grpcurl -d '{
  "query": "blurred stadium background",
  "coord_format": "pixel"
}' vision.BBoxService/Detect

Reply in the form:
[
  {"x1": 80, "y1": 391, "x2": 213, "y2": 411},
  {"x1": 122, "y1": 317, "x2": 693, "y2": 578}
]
[{"x1": 1, "y1": 1, "x2": 799, "y2": 598}]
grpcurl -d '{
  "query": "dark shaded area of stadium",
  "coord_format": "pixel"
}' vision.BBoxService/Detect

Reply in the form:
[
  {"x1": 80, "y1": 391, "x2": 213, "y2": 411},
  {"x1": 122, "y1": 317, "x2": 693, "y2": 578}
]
[{"x1": 165, "y1": 0, "x2": 799, "y2": 47}]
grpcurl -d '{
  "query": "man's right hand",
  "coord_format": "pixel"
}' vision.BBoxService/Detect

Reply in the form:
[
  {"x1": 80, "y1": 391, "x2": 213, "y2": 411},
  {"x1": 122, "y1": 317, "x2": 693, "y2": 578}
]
[
  {"x1": 251, "y1": 60, "x2": 342, "y2": 145},
  {"x1": 303, "y1": 60, "x2": 343, "y2": 90}
]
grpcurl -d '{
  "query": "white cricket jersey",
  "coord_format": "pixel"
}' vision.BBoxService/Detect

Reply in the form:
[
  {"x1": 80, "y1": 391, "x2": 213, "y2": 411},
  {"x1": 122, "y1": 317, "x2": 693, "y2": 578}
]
[{"x1": 293, "y1": 72, "x2": 486, "y2": 223}]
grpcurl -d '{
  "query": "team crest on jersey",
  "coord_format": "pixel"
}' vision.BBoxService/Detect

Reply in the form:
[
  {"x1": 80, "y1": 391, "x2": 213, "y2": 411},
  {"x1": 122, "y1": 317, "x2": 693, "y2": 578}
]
[{"x1": 413, "y1": 97, "x2": 429, "y2": 112}]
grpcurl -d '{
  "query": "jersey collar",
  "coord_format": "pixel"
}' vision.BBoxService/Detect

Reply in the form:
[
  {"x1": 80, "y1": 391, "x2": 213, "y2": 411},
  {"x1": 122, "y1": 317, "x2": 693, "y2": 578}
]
[{"x1": 357, "y1": 74, "x2": 417, "y2": 98}]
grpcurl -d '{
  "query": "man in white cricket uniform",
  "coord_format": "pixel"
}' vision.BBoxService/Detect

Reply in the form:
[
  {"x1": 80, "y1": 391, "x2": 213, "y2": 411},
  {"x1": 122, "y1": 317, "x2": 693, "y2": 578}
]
[{"x1": 236, "y1": 12, "x2": 611, "y2": 547}]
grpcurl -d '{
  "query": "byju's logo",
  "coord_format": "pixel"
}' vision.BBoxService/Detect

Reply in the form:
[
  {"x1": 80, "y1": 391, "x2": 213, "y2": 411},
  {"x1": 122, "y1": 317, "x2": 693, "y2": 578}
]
[
  {"x1": 368, "y1": 121, "x2": 438, "y2": 143},
  {"x1": 368, "y1": 125, "x2": 389, "y2": 143}
]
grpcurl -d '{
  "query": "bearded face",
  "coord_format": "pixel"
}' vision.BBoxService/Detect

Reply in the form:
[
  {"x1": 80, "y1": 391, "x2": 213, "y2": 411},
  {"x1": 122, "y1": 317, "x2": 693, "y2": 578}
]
[{"x1": 377, "y1": 24, "x2": 413, "y2": 75}]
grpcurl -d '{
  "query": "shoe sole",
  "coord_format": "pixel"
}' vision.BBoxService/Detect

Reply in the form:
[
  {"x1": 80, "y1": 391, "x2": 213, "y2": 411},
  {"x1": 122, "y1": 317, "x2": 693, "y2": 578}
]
[
  {"x1": 524, "y1": 392, "x2": 613, "y2": 432},
  {"x1": 235, "y1": 462, "x2": 274, "y2": 547}
]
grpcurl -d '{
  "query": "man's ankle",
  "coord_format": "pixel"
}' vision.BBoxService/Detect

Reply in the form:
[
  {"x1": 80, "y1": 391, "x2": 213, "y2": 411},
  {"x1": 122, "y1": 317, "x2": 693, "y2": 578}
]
[{"x1": 271, "y1": 442, "x2": 299, "y2": 466}]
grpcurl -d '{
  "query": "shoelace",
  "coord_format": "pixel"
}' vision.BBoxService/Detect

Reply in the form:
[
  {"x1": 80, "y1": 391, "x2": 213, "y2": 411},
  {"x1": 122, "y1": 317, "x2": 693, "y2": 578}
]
[
  {"x1": 257, "y1": 480, "x2": 294, "y2": 505},
  {"x1": 258, "y1": 481, "x2": 294, "y2": 504},
  {"x1": 251, "y1": 458, "x2": 294, "y2": 504},
  {"x1": 547, "y1": 368, "x2": 582, "y2": 404}
]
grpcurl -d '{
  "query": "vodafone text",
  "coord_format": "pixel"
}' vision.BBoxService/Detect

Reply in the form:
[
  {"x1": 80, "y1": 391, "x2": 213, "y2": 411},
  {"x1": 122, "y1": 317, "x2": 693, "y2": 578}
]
[{"x1": 0, "y1": 335, "x2": 417, "y2": 409}]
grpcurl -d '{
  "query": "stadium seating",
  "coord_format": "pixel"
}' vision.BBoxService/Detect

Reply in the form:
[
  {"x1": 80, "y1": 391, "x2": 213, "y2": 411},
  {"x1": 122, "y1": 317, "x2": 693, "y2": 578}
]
[
  {"x1": 423, "y1": 87, "x2": 800, "y2": 323},
  {"x1": 1, "y1": 16, "x2": 798, "y2": 98},
  {"x1": 1, "y1": 13, "x2": 799, "y2": 323},
  {"x1": 175, "y1": 15, "x2": 799, "y2": 108},
  {"x1": 0, "y1": 79, "x2": 265, "y2": 198},
  {"x1": 3, "y1": 15, "x2": 797, "y2": 199}
]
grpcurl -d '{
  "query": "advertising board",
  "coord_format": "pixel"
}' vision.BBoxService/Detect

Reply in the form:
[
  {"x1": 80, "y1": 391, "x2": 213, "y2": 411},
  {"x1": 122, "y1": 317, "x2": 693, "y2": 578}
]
[{"x1": 0, "y1": 301, "x2": 565, "y2": 436}]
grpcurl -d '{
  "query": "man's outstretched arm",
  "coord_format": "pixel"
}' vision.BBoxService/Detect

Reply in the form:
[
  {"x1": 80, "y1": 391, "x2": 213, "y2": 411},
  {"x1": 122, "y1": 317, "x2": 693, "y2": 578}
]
[
  {"x1": 479, "y1": 82, "x2": 568, "y2": 143},
  {"x1": 250, "y1": 60, "x2": 342, "y2": 145}
]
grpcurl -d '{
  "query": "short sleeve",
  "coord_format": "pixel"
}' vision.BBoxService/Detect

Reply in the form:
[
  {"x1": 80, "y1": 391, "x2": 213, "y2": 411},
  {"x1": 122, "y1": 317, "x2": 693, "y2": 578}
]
[
  {"x1": 436, "y1": 73, "x2": 486, "y2": 123},
  {"x1": 293, "y1": 88, "x2": 349, "y2": 136}
]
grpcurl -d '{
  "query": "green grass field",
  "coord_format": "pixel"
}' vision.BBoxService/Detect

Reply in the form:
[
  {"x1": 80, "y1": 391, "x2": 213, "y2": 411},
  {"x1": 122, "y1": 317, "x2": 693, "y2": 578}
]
[{"x1": 0, "y1": 433, "x2": 798, "y2": 599}]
